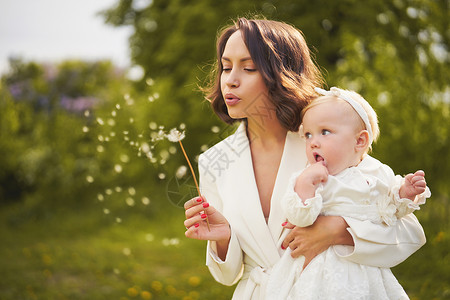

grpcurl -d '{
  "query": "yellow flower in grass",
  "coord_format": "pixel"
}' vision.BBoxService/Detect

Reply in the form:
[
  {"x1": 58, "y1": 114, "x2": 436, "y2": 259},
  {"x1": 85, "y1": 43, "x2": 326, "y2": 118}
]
[
  {"x1": 140, "y1": 291, "x2": 152, "y2": 299},
  {"x1": 188, "y1": 276, "x2": 201, "y2": 287},
  {"x1": 151, "y1": 280, "x2": 163, "y2": 292},
  {"x1": 127, "y1": 286, "x2": 139, "y2": 297}
]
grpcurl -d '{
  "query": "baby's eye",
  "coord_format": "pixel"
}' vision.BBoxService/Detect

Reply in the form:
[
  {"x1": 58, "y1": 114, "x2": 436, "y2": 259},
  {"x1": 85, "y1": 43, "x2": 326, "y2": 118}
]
[
  {"x1": 304, "y1": 132, "x2": 312, "y2": 139},
  {"x1": 321, "y1": 129, "x2": 331, "y2": 136}
]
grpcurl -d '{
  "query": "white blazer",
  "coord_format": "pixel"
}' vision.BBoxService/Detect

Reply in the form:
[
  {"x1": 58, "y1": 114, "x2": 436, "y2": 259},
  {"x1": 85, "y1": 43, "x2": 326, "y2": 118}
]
[{"x1": 198, "y1": 123, "x2": 426, "y2": 300}]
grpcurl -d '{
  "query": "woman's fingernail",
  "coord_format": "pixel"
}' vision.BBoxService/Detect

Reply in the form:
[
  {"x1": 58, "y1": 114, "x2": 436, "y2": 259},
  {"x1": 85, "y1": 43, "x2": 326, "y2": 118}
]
[
  {"x1": 282, "y1": 221, "x2": 288, "y2": 226},
  {"x1": 194, "y1": 223, "x2": 200, "y2": 228},
  {"x1": 201, "y1": 213, "x2": 207, "y2": 219},
  {"x1": 196, "y1": 197, "x2": 202, "y2": 202},
  {"x1": 202, "y1": 202, "x2": 209, "y2": 208},
  {"x1": 281, "y1": 245, "x2": 286, "y2": 250}
]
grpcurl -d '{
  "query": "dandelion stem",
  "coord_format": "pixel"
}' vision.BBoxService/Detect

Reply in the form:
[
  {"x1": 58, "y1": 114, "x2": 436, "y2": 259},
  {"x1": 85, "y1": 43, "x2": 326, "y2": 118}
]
[{"x1": 178, "y1": 140, "x2": 210, "y2": 231}]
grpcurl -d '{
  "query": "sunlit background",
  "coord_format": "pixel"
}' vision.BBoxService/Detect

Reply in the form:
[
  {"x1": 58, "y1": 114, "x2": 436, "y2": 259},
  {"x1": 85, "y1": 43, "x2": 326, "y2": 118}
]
[{"x1": 0, "y1": 0, "x2": 448, "y2": 299}]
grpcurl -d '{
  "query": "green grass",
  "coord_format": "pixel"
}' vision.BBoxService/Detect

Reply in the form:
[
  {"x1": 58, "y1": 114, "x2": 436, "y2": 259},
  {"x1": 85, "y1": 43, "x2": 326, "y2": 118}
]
[
  {"x1": 0, "y1": 204, "x2": 235, "y2": 300},
  {"x1": 0, "y1": 196, "x2": 448, "y2": 300}
]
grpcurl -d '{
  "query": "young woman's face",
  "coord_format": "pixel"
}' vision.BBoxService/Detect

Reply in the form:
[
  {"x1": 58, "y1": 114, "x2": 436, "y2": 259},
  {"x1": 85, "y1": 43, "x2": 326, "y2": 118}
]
[
  {"x1": 302, "y1": 101, "x2": 363, "y2": 175},
  {"x1": 220, "y1": 30, "x2": 271, "y2": 121}
]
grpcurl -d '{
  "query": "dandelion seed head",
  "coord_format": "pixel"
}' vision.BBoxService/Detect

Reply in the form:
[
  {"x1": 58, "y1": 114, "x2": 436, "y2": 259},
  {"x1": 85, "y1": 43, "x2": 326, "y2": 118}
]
[
  {"x1": 96, "y1": 145, "x2": 104, "y2": 153},
  {"x1": 104, "y1": 137, "x2": 110, "y2": 142},
  {"x1": 149, "y1": 122, "x2": 157, "y2": 130},
  {"x1": 179, "y1": 123, "x2": 186, "y2": 129},
  {"x1": 84, "y1": 110, "x2": 90, "y2": 117},
  {"x1": 111, "y1": 110, "x2": 117, "y2": 117},
  {"x1": 166, "y1": 128, "x2": 185, "y2": 142},
  {"x1": 107, "y1": 119, "x2": 115, "y2": 126},
  {"x1": 116, "y1": 217, "x2": 122, "y2": 223},
  {"x1": 159, "y1": 159, "x2": 166, "y2": 165},
  {"x1": 82, "y1": 126, "x2": 89, "y2": 133},
  {"x1": 153, "y1": 92, "x2": 160, "y2": 99},
  {"x1": 98, "y1": 135, "x2": 104, "y2": 142},
  {"x1": 115, "y1": 104, "x2": 121, "y2": 110},
  {"x1": 158, "y1": 173, "x2": 166, "y2": 180},
  {"x1": 86, "y1": 175, "x2": 94, "y2": 183},
  {"x1": 128, "y1": 187, "x2": 136, "y2": 195},
  {"x1": 115, "y1": 186, "x2": 122, "y2": 192},
  {"x1": 141, "y1": 143, "x2": 150, "y2": 154},
  {"x1": 103, "y1": 208, "x2": 110, "y2": 214},
  {"x1": 148, "y1": 96, "x2": 154, "y2": 102},
  {"x1": 211, "y1": 126, "x2": 220, "y2": 133},
  {"x1": 146, "y1": 78, "x2": 154, "y2": 86},
  {"x1": 105, "y1": 189, "x2": 113, "y2": 195},
  {"x1": 110, "y1": 132, "x2": 116, "y2": 137},
  {"x1": 97, "y1": 194, "x2": 104, "y2": 201}
]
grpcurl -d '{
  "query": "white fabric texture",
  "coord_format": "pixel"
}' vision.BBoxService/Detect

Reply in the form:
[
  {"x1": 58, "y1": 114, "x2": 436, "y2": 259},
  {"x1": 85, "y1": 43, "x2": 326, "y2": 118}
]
[
  {"x1": 265, "y1": 155, "x2": 430, "y2": 300},
  {"x1": 199, "y1": 123, "x2": 427, "y2": 300}
]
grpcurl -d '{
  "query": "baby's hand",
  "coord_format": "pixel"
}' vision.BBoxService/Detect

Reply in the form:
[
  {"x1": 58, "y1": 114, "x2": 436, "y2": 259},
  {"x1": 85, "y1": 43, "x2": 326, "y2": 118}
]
[
  {"x1": 294, "y1": 162, "x2": 328, "y2": 201},
  {"x1": 399, "y1": 170, "x2": 427, "y2": 202}
]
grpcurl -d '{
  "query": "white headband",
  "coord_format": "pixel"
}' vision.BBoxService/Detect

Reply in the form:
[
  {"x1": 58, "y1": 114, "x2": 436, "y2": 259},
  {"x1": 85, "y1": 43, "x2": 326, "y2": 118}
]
[{"x1": 314, "y1": 87, "x2": 373, "y2": 144}]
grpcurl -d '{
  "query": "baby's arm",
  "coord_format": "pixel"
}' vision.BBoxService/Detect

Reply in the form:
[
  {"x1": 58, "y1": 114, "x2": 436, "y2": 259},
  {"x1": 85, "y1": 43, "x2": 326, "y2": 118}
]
[
  {"x1": 294, "y1": 162, "x2": 328, "y2": 202},
  {"x1": 399, "y1": 170, "x2": 427, "y2": 202}
]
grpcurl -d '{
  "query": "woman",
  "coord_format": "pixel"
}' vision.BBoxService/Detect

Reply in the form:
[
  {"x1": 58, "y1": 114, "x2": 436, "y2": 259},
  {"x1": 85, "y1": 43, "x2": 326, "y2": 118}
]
[{"x1": 184, "y1": 17, "x2": 425, "y2": 299}]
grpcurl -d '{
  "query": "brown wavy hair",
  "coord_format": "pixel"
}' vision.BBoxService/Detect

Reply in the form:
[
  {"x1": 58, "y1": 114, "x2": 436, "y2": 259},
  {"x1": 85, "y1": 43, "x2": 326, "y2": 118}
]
[{"x1": 203, "y1": 17, "x2": 324, "y2": 131}]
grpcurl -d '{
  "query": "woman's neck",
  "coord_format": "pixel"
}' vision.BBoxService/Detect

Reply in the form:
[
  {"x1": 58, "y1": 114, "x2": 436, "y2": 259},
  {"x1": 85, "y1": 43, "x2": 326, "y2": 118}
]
[{"x1": 246, "y1": 117, "x2": 287, "y2": 149}]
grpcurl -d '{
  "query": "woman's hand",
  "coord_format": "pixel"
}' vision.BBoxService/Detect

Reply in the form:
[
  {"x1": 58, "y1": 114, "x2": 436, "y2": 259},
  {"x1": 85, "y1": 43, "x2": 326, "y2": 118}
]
[
  {"x1": 184, "y1": 196, "x2": 231, "y2": 242},
  {"x1": 281, "y1": 215, "x2": 353, "y2": 268}
]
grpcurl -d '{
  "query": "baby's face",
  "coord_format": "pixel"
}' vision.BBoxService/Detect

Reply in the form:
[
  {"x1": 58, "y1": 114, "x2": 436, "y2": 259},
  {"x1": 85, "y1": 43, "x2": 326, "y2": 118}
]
[{"x1": 301, "y1": 101, "x2": 363, "y2": 175}]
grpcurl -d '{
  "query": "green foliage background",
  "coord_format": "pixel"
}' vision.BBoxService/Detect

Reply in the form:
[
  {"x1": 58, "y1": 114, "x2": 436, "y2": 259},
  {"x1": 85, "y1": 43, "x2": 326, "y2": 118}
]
[{"x1": 0, "y1": 0, "x2": 449, "y2": 299}]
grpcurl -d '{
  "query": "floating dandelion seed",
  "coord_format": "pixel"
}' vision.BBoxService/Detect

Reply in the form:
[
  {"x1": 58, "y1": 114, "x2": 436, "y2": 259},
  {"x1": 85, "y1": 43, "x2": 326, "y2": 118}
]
[
  {"x1": 86, "y1": 175, "x2": 94, "y2": 183},
  {"x1": 111, "y1": 110, "x2": 116, "y2": 117},
  {"x1": 176, "y1": 165, "x2": 188, "y2": 178},
  {"x1": 211, "y1": 126, "x2": 220, "y2": 133},
  {"x1": 96, "y1": 118, "x2": 104, "y2": 125},
  {"x1": 84, "y1": 110, "x2": 90, "y2": 117},
  {"x1": 158, "y1": 173, "x2": 166, "y2": 180},
  {"x1": 96, "y1": 145, "x2": 104, "y2": 153},
  {"x1": 107, "y1": 119, "x2": 115, "y2": 126},
  {"x1": 115, "y1": 104, "x2": 121, "y2": 110},
  {"x1": 149, "y1": 122, "x2": 157, "y2": 130},
  {"x1": 129, "y1": 118, "x2": 134, "y2": 124},
  {"x1": 145, "y1": 233, "x2": 154, "y2": 241},
  {"x1": 115, "y1": 186, "x2": 122, "y2": 192},
  {"x1": 110, "y1": 132, "x2": 116, "y2": 137},
  {"x1": 128, "y1": 187, "x2": 136, "y2": 195},
  {"x1": 141, "y1": 197, "x2": 150, "y2": 205},
  {"x1": 97, "y1": 194, "x2": 104, "y2": 202},
  {"x1": 82, "y1": 126, "x2": 89, "y2": 133},
  {"x1": 116, "y1": 217, "x2": 122, "y2": 223},
  {"x1": 103, "y1": 208, "x2": 110, "y2": 214},
  {"x1": 146, "y1": 78, "x2": 154, "y2": 86},
  {"x1": 165, "y1": 127, "x2": 210, "y2": 231},
  {"x1": 114, "y1": 164, "x2": 123, "y2": 173},
  {"x1": 122, "y1": 248, "x2": 131, "y2": 256},
  {"x1": 126, "y1": 197, "x2": 135, "y2": 206},
  {"x1": 105, "y1": 189, "x2": 113, "y2": 195},
  {"x1": 120, "y1": 154, "x2": 130, "y2": 163}
]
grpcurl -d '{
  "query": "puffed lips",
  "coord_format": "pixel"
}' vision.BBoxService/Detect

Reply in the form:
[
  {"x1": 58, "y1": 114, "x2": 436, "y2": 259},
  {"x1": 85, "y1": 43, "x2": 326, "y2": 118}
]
[{"x1": 224, "y1": 93, "x2": 241, "y2": 105}]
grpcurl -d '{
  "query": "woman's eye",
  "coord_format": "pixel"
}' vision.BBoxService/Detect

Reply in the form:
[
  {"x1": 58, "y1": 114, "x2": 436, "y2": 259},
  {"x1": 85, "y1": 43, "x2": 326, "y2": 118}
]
[
  {"x1": 244, "y1": 68, "x2": 257, "y2": 72},
  {"x1": 222, "y1": 67, "x2": 231, "y2": 72},
  {"x1": 322, "y1": 129, "x2": 331, "y2": 135}
]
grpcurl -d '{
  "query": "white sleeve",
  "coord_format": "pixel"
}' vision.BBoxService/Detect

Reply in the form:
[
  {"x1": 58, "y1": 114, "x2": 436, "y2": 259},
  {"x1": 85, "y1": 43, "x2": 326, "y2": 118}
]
[
  {"x1": 334, "y1": 214, "x2": 426, "y2": 268},
  {"x1": 282, "y1": 170, "x2": 322, "y2": 227},
  {"x1": 198, "y1": 153, "x2": 244, "y2": 286}
]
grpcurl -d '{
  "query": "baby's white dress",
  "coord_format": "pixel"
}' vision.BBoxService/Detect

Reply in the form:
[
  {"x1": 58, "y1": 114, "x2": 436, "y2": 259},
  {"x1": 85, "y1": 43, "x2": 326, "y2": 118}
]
[{"x1": 265, "y1": 155, "x2": 430, "y2": 300}]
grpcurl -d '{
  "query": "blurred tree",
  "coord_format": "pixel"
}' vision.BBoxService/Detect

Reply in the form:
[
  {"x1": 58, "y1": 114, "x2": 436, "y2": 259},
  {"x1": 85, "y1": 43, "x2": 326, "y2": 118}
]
[
  {"x1": 101, "y1": 0, "x2": 449, "y2": 197},
  {"x1": 0, "y1": 59, "x2": 128, "y2": 211}
]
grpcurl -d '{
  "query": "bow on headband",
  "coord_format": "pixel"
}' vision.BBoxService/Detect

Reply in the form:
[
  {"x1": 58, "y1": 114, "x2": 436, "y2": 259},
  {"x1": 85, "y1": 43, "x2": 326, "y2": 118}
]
[{"x1": 314, "y1": 87, "x2": 373, "y2": 145}]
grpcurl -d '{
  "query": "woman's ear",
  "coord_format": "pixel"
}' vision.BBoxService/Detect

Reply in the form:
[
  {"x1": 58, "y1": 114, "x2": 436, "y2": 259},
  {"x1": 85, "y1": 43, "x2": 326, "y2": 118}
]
[{"x1": 355, "y1": 130, "x2": 370, "y2": 152}]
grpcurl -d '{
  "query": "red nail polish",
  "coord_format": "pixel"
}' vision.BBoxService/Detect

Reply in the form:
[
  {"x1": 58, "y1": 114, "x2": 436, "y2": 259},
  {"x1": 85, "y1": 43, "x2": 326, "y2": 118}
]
[
  {"x1": 282, "y1": 221, "x2": 288, "y2": 226},
  {"x1": 201, "y1": 213, "x2": 207, "y2": 219},
  {"x1": 194, "y1": 223, "x2": 200, "y2": 228},
  {"x1": 202, "y1": 202, "x2": 209, "y2": 208},
  {"x1": 281, "y1": 245, "x2": 286, "y2": 250},
  {"x1": 196, "y1": 197, "x2": 202, "y2": 202}
]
